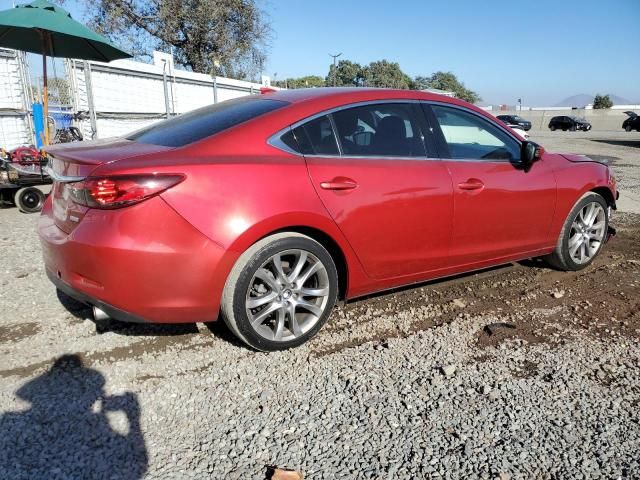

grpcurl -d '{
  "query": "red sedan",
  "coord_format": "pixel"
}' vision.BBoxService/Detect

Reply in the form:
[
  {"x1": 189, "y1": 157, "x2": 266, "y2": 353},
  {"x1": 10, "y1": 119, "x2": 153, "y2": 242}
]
[{"x1": 38, "y1": 88, "x2": 618, "y2": 350}]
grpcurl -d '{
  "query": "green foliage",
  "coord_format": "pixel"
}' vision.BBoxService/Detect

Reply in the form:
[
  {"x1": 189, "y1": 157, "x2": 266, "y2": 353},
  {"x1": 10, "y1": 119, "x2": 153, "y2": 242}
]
[
  {"x1": 273, "y1": 75, "x2": 325, "y2": 89},
  {"x1": 325, "y1": 59, "x2": 412, "y2": 88},
  {"x1": 321, "y1": 60, "x2": 479, "y2": 103},
  {"x1": 414, "y1": 71, "x2": 481, "y2": 103},
  {"x1": 362, "y1": 60, "x2": 413, "y2": 89},
  {"x1": 79, "y1": 0, "x2": 271, "y2": 79},
  {"x1": 593, "y1": 94, "x2": 613, "y2": 109},
  {"x1": 326, "y1": 60, "x2": 365, "y2": 87}
]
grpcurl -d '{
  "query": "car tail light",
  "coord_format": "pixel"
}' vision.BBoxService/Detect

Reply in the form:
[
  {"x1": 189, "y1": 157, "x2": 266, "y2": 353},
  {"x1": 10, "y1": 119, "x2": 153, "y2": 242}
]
[{"x1": 69, "y1": 174, "x2": 185, "y2": 209}]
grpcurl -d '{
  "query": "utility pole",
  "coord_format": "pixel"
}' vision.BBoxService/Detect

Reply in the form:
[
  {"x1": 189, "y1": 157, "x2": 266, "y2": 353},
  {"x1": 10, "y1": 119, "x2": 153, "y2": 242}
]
[{"x1": 329, "y1": 52, "x2": 342, "y2": 87}]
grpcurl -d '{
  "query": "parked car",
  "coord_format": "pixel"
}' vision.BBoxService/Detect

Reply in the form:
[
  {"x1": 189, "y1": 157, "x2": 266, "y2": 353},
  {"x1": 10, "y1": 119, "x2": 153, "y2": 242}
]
[
  {"x1": 496, "y1": 114, "x2": 532, "y2": 131},
  {"x1": 39, "y1": 88, "x2": 618, "y2": 351},
  {"x1": 622, "y1": 111, "x2": 640, "y2": 132},
  {"x1": 548, "y1": 115, "x2": 592, "y2": 131},
  {"x1": 507, "y1": 125, "x2": 529, "y2": 140}
]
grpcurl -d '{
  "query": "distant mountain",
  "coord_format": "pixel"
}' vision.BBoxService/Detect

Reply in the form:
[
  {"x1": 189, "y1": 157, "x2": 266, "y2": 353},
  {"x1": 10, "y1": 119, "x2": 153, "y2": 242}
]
[{"x1": 554, "y1": 94, "x2": 634, "y2": 107}]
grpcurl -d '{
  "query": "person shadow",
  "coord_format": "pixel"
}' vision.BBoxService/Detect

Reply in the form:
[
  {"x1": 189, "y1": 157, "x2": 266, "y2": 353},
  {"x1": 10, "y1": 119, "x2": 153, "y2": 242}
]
[{"x1": 0, "y1": 354, "x2": 148, "y2": 479}]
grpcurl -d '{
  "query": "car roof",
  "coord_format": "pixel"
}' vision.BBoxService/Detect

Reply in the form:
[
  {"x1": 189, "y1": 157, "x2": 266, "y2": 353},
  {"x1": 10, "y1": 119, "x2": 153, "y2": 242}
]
[{"x1": 262, "y1": 87, "x2": 473, "y2": 109}]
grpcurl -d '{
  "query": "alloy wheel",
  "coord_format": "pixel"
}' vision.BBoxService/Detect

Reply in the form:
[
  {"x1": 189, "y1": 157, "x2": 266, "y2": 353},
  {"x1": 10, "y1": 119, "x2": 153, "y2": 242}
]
[
  {"x1": 568, "y1": 202, "x2": 606, "y2": 264},
  {"x1": 245, "y1": 249, "x2": 330, "y2": 342}
]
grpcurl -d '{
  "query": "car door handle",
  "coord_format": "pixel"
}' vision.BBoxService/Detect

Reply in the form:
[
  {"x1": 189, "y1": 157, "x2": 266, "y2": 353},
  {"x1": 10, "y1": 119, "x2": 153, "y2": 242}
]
[
  {"x1": 320, "y1": 177, "x2": 358, "y2": 191},
  {"x1": 457, "y1": 179, "x2": 484, "y2": 191}
]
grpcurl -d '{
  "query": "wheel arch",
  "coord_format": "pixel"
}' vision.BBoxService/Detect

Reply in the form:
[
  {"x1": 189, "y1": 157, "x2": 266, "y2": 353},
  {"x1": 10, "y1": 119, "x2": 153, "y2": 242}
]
[
  {"x1": 264, "y1": 225, "x2": 349, "y2": 301},
  {"x1": 223, "y1": 213, "x2": 367, "y2": 302},
  {"x1": 590, "y1": 186, "x2": 616, "y2": 210}
]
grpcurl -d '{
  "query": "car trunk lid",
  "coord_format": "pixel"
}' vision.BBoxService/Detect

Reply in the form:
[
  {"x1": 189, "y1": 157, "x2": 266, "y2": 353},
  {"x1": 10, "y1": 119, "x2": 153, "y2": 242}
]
[{"x1": 47, "y1": 138, "x2": 172, "y2": 233}]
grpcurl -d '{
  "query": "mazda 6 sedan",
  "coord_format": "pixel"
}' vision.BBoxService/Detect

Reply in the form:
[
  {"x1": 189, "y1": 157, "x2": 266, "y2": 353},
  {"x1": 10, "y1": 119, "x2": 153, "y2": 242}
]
[{"x1": 39, "y1": 88, "x2": 618, "y2": 351}]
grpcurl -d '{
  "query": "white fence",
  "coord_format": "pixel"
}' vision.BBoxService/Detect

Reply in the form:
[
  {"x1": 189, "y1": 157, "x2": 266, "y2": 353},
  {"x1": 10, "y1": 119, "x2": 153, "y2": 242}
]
[
  {"x1": 68, "y1": 52, "x2": 271, "y2": 140},
  {"x1": 0, "y1": 49, "x2": 272, "y2": 149},
  {"x1": 0, "y1": 49, "x2": 33, "y2": 150}
]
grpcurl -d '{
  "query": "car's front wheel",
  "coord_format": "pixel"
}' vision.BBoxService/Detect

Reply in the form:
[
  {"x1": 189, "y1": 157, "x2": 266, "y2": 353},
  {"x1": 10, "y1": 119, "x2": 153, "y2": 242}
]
[
  {"x1": 625, "y1": 125, "x2": 632, "y2": 132},
  {"x1": 550, "y1": 125, "x2": 556, "y2": 131},
  {"x1": 221, "y1": 233, "x2": 338, "y2": 351},
  {"x1": 545, "y1": 192, "x2": 609, "y2": 271}
]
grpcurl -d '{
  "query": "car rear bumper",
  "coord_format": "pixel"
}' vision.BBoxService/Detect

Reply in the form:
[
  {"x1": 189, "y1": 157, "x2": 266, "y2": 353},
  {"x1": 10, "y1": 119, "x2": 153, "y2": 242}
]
[{"x1": 38, "y1": 195, "x2": 231, "y2": 324}]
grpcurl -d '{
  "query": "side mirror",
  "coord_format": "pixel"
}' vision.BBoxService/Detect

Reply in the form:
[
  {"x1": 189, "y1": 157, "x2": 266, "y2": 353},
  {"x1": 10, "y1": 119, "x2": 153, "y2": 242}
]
[{"x1": 521, "y1": 141, "x2": 544, "y2": 169}]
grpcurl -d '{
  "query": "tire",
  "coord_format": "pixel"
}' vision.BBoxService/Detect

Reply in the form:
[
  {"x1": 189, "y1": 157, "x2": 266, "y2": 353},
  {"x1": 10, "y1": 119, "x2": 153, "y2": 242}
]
[
  {"x1": 221, "y1": 232, "x2": 339, "y2": 351},
  {"x1": 570, "y1": 125, "x2": 577, "y2": 132},
  {"x1": 14, "y1": 187, "x2": 45, "y2": 213},
  {"x1": 545, "y1": 192, "x2": 609, "y2": 271},
  {"x1": 550, "y1": 125, "x2": 556, "y2": 131},
  {"x1": 625, "y1": 125, "x2": 632, "y2": 132}
]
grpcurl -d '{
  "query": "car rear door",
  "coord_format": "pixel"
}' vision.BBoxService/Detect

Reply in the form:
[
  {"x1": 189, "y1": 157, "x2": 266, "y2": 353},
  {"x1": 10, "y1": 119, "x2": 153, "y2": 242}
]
[
  {"x1": 424, "y1": 103, "x2": 556, "y2": 267},
  {"x1": 287, "y1": 102, "x2": 453, "y2": 280}
]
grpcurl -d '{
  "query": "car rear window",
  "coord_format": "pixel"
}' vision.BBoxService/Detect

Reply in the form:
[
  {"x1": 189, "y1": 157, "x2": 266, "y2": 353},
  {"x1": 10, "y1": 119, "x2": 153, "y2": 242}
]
[{"x1": 127, "y1": 97, "x2": 288, "y2": 147}]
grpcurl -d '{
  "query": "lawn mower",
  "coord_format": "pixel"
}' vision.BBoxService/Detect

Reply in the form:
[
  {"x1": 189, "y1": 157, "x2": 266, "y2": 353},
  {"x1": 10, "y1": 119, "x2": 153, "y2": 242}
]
[{"x1": 0, "y1": 146, "x2": 51, "y2": 213}]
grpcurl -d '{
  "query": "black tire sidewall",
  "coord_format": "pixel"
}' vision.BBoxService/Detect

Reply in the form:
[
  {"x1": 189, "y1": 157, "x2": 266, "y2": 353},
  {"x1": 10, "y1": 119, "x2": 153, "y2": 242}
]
[
  {"x1": 560, "y1": 194, "x2": 608, "y2": 271},
  {"x1": 15, "y1": 188, "x2": 45, "y2": 213},
  {"x1": 231, "y1": 236, "x2": 338, "y2": 351}
]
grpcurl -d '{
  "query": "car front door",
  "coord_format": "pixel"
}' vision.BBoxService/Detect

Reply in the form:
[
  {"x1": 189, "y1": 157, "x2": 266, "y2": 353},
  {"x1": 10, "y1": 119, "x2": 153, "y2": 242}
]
[
  {"x1": 291, "y1": 102, "x2": 453, "y2": 280},
  {"x1": 424, "y1": 103, "x2": 556, "y2": 267}
]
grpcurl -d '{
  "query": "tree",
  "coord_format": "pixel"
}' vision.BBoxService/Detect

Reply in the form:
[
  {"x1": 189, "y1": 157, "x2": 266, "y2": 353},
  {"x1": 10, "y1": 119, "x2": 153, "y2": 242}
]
[
  {"x1": 593, "y1": 94, "x2": 613, "y2": 109},
  {"x1": 80, "y1": 0, "x2": 271, "y2": 79},
  {"x1": 362, "y1": 60, "x2": 413, "y2": 89},
  {"x1": 414, "y1": 71, "x2": 481, "y2": 103},
  {"x1": 325, "y1": 59, "x2": 413, "y2": 88},
  {"x1": 325, "y1": 60, "x2": 365, "y2": 87},
  {"x1": 272, "y1": 75, "x2": 325, "y2": 89}
]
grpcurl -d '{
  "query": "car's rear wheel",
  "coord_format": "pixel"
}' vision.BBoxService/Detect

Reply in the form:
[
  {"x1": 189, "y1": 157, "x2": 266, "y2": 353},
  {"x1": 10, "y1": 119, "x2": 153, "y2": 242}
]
[
  {"x1": 14, "y1": 187, "x2": 45, "y2": 213},
  {"x1": 221, "y1": 233, "x2": 338, "y2": 351},
  {"x1": 545, "y1": 192, "x2": 608, "y2": 271}
]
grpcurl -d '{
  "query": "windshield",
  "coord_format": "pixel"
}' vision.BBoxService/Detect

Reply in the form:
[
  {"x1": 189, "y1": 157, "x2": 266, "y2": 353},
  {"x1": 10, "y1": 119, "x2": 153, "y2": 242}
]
[{"x1": 127, "y1": 97, "x2": 288, "y2": 147}]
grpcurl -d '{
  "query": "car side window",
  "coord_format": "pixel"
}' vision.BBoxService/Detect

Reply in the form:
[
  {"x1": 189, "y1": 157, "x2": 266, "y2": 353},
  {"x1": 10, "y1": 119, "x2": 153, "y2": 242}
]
[
  {"x1": 430, "y1": 105, "x2": 520, "y2": 161},
  {"x1": 331, "y1": 103, "x2": 426, "y2": 157},
  {"x1": 290, "y1": 115, "x2": 339, "y2": 155}
]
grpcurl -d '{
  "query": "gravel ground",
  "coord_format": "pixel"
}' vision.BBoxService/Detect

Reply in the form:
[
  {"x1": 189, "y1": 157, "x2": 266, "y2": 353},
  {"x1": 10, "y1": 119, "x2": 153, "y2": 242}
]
[{"x1": 1, "y1": 133, "x2": 639, "y2": 479}]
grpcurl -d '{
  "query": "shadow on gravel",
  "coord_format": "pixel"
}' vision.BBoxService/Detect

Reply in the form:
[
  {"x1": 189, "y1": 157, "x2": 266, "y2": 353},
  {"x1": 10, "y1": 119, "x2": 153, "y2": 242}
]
[
  {"x1": 0, "y1": 355, "x2": 148, "y2": 479},
  {"x1": 591, "y1": 139, "x2": 640, "y2": 148}
]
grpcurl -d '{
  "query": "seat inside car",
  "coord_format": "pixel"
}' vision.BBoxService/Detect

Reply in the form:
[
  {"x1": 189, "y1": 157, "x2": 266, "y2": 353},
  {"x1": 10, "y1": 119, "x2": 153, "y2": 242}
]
[{"x1": 371, "y1": 115, "x2": 412, "y2": 156}]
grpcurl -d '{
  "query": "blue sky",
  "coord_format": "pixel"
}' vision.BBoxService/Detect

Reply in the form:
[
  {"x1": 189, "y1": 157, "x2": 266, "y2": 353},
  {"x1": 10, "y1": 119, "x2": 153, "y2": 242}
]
[{"x1": 3, "y1": 0, "x2": 638, "y2": 106}]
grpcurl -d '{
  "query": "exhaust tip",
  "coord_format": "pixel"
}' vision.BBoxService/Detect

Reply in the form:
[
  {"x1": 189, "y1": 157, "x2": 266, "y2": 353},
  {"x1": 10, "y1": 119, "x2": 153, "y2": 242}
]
[{"x1": 92, "y1": 305, "x2": 110, "y2": 322}]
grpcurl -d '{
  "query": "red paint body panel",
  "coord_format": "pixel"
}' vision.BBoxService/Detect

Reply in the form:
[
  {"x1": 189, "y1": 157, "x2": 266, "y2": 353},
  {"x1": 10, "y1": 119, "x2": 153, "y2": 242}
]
[
  {"x1": 444, "y1": 158, "x2": 557, "y2": 265},
  {"x1": 37, "y1": 88, "x2": 617, "y2": 324},
  {"x1": 306, "y1": 156, "x2": 453, "y2": 279},
  {"x1": 39, "y1": 195, "x2": 226, "y2": 322}
]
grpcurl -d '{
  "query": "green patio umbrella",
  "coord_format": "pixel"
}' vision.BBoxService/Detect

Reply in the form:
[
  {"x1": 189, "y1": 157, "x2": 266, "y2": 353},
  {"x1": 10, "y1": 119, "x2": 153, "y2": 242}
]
[{"x1": 0, "y1": 0, "x2": 131, "y2": 144}]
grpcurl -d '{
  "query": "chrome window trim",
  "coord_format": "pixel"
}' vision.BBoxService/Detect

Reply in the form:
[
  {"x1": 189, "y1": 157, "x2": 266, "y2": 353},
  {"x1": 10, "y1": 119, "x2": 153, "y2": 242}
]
[
  {"x1": 267, "y1": 99, "x2": 435, "y2": 160},
  {"x1": 266, "y1": 98, "x2": 522, "y2": 162}
]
